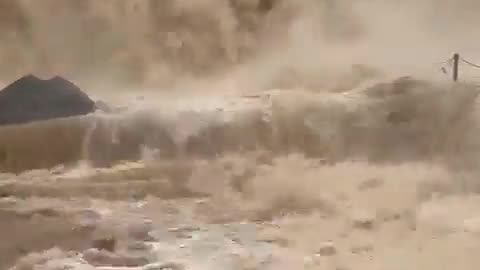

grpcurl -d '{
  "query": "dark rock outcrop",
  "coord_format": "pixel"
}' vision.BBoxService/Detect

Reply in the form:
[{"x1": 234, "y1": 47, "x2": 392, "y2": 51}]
[{"x1": 0, "y1": 75, "x2": 95, "y2": 126}]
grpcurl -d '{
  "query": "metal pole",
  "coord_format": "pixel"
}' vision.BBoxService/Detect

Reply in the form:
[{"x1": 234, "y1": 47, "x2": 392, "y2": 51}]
[{"x1": 453, "y1": 53, "x2": 459, "y2": 82}]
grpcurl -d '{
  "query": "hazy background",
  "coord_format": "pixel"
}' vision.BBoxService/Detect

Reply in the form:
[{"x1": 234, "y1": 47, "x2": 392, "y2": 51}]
[
  {"x1": 1, "y1": 0, "x2": 479, "y2": 92},
  {"x1": 4, "y1": 1, "x2": 480, "y2": 269}
]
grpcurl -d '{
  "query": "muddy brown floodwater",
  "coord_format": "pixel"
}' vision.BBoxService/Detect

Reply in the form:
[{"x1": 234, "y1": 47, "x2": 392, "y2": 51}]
[
  {"x1": 2, "y1": 1, "x2": 480, "y2": 269},
  {"x1": 2, "y1": 78, "x2": 480, "y2": 270}
]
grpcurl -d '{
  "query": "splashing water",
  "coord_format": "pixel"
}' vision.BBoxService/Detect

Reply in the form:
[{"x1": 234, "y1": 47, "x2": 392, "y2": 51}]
[{"x1": 2, "y1": 1, "x2": 480, "y2": 270}]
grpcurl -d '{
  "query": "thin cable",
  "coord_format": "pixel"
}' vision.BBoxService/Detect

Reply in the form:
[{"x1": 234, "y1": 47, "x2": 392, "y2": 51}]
[
  {"x1": 461, "y1": 58, "x2": 480, "y2": 69},
  {"x1": 434, "y1": 57, "x2": 454, "y2": 66},
  {"x1": 431, "y1": 57, "x2": 454, "y2": 76}
]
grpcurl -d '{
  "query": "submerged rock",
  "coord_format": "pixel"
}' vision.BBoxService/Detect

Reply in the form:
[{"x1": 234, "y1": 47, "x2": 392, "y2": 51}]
[{"x1": 0, "y1": 74, "x2": 95, "y2": 126}]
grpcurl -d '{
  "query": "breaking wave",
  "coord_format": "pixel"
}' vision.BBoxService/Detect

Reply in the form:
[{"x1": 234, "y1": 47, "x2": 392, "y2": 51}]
[
  {"x1": 3, "y1": 0, "x2": 480, "y2": 269},
  {"x1": 0, "y1": 77, "x2": 479, "y2": 173}
]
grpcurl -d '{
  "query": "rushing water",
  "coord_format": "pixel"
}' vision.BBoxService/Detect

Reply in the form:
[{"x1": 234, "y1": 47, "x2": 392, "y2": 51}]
[{"x1": 3, "y1": 1, "x2": 480, "y2": 269}]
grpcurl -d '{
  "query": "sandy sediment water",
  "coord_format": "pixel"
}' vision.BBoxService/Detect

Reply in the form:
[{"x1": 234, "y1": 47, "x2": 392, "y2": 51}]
[{"x1": 3, "y1": 1, "x2": 480, "y2": 269}]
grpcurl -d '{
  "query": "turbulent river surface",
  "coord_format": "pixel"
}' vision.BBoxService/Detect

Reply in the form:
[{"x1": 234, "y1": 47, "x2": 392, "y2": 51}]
[{"x1": 3, "y1": 1, "x2": 480, "y2": 270}]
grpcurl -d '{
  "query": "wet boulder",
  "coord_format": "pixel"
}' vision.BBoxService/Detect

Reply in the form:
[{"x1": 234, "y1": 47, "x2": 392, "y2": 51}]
[{"x1": 0, "y1": 74, "x2": 95, "y2": 126}]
